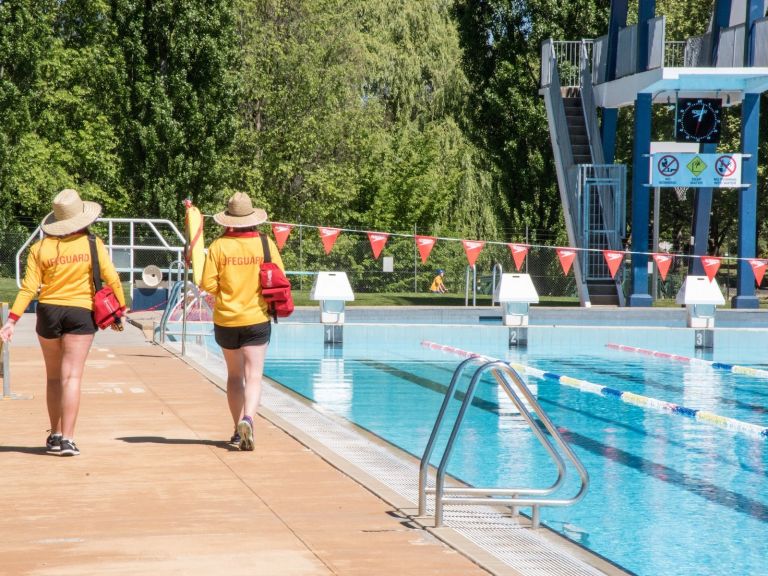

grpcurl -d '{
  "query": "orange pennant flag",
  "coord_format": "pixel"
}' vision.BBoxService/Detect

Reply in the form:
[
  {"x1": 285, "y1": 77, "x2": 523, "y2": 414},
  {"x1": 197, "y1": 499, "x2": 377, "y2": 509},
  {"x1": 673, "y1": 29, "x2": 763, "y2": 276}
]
[
  {"x1": 701, "y1": 256, "x2": 721, "y2": 281},
  {"x1": 367, "y1": 232, "x2": 389, "y2": 259},
  {"x1": 507, "y1": 243, "x2": 529, "y2": 271},
  {"x1": 462, "y1": 240, "x2": 485, "y2": 267},
  {"x1": 556, "y1": 248, "x2": 576, "y2": 275},
  {"x1": 602, "y1": 250, "x2": 625, "y2": 279},
  {"x1": 271, "y1": 223, "x2": 293, "y2": 250},
  {"x1": 652, "y1": 253, "x2": 674, "y2": 281},
  {"x1": 748, "y1": 258, "x2": 768, "y2": 286},
  {"x1": 318, "y1": 227, "x2": 341, "y2": 255},
  {"x1": 415, "y1": 235, "x2": 437, "y2": 264}
]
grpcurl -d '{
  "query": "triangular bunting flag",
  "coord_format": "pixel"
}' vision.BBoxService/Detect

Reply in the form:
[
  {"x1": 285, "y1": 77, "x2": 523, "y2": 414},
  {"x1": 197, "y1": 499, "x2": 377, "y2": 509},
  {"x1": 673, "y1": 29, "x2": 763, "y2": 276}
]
[
  {"x1": 415, "y1": 236, "x2": 437, "y2": 264},
  {"x1": 602, "y1": 250, "x2": 625, "y2": 279},
  {"x1": 748, "y1": 258, "x2": 768, "y2": 286},
  {"x1": 652, "y1": 253, "x2": 674, "y2": 281},
  {"x1": 507, "y1": 243, "x2": 529, "y2": 271},
  {"x1": 462, "y1": 240, "x2": 485, "y2": 267},
  {"x1": 367, "y1": 232, "x2": 389, "y2": 259},
  {"x1": 318, "y1": 227, "x2": 341, "y2": 255},
  {"x1": 271, "y1": 223, "x2": 293, "y2": 250},
  {"x1": 556, "y1": 248, "x2": 576, "y2": 275},
  {"x1": 701, "y1": 256, "x2": 721, "y2": 281}
]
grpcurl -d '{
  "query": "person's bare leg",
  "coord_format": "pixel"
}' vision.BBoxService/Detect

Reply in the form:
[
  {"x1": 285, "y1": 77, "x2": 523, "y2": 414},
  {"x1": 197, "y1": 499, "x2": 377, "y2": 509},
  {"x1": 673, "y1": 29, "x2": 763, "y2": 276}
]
[
  {"x1": 221, "y1": 347, "x2": 245, "y2": 427},
  {"x1": 241, "y1": 343, "x2": 267, "y2": 420},
  {"x1": 38, "y1": 336, "x2": 63, "y2": 434},
  {"x1": 58, "y1": 333, "x2": 94, "y2": 440}
]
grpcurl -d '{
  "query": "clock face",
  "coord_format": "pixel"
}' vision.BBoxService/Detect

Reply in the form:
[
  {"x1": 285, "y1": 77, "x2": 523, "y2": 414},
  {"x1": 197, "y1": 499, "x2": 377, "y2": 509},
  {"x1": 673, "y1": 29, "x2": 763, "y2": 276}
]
[{"x1": 675, "y1": 98, "x2": 721, "y2": 144}]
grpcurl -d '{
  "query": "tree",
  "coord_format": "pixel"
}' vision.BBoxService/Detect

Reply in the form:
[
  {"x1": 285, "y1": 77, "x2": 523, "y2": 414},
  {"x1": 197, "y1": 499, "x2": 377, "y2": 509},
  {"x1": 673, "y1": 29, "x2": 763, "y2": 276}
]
[
  {"x1": 112, "y1": 0, "x2": 241, "y2": 221},
  {"x1": 453, "y1": 0, "x2": 611, "y2": 242},
  {"x1": 0, "y1": 0, "x2": 127, "y2": 223},
  {"x1": 233, "y1": 0, "x2": 500, "y2": 239}
]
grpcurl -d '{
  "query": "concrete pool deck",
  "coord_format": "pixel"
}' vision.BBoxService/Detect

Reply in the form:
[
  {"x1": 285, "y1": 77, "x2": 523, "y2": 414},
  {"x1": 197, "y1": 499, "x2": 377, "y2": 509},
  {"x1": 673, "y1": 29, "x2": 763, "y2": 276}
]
[{"x1": 0, "y1": 313, "x2": 492, "y2": 576}]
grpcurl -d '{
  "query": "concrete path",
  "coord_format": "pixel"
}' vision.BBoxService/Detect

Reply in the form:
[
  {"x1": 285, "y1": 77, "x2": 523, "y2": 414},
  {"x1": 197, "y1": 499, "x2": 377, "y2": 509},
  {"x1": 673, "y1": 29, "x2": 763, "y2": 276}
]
[{"x1": 0, "y1": 314, "x2": 488, "y2": 575}]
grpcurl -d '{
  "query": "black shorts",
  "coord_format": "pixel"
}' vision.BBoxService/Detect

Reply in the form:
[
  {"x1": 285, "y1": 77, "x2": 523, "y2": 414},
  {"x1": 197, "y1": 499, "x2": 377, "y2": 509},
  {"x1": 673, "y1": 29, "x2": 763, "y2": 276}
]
[
  {"x1": 214, "y1": 321, "x2": 271, "y2": 350},
  {"x1": 36, "y1": 303, "x2": 97, "y2": 339}
]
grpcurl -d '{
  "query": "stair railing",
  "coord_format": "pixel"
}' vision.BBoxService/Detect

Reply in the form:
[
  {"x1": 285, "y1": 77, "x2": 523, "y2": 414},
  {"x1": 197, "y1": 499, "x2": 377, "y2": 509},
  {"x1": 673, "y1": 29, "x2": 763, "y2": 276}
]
[{"x1": 418, "y1": 356, "x2": 589, "y2": 528}]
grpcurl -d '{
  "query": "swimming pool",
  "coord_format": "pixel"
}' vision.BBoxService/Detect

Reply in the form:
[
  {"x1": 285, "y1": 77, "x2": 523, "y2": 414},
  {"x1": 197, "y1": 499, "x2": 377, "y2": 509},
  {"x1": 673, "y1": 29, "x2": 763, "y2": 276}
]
[{"x1": 256, "y1": 322, "x2": 768, "y2": 576}]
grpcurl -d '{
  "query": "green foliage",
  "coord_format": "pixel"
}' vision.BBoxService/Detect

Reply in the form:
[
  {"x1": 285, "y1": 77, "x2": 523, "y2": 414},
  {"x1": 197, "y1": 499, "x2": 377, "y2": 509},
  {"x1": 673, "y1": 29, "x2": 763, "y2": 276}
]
[
  {"x1": 0, "y1": 0, "x2": 762, "y2": 282},
  {"x1": 232, "y1": 0, "x2": 500, "y2": 240},
  {"x1": 112, "y1": 0, "x2": 240, "y2": 221},
  {"x1": 452, "y1": 0, "x2": 611, "y2": 239}
]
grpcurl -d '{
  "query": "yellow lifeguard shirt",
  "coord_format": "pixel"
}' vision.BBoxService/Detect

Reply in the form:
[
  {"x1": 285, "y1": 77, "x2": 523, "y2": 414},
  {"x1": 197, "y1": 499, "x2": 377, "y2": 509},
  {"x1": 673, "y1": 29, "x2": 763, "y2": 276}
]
[
  {"x1": 10, "y1": 233, "x2": 126, "y2": 320},
  {"x1": 200, "y1": 231, "x2": 285, "y2": 327}
]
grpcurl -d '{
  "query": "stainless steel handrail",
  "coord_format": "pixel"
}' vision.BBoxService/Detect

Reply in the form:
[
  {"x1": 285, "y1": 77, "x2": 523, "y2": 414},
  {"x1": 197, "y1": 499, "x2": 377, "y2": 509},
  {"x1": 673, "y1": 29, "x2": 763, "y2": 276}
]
[
  {"x1": 419, "y1": 358, "x2": 589, "y2": 529},
  {"x1": 157, "y1": 274, "x2": 214, "y2": 352},
  {"x1": 16, "y1": 218, "x2": 186, "y2": 289},
  {"x1": 418, "y1": 355, "x2": 487, "y2": 515}
]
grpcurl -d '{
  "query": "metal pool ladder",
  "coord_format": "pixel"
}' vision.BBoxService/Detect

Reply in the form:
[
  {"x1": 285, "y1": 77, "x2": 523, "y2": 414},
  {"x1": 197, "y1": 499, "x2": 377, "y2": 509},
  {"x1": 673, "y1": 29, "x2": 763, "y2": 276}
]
[{"x1": 418, "y1": 356, "x2": 589, "y2": 528}]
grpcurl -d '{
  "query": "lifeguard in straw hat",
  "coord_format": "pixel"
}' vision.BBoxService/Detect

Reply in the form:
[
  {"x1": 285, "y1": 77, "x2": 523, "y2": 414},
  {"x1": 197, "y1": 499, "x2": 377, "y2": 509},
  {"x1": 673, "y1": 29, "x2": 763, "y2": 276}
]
[
  {"x1": 0, "y1": 187, "x2": 125, "y2": 458},
  {"x1": 201, "y1": 191, "x2": 283, "y2": 451},
  {"x1": 213, "y1": 191, "x2": 267, "y2": 228},
  {"x1": 41, "y1": 188, "x2": 102, "y2": 236}
]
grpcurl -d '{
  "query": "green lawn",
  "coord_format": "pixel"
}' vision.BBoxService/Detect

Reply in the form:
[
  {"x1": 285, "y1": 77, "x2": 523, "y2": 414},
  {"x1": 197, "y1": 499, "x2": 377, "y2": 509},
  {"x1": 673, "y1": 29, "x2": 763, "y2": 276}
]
[{"x1": 3, "y1": 276, "x2": 765, "y2": 309}]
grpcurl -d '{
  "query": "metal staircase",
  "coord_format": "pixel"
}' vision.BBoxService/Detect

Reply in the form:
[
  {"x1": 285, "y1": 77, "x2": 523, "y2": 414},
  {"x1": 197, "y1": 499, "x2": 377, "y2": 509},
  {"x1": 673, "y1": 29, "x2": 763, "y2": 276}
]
[
  {"x1": 563, "y1": 90, "x2": 592, "y2": 164},
  {"x1": 540, "y1": 40, "x2": 626, "y2": 306}
]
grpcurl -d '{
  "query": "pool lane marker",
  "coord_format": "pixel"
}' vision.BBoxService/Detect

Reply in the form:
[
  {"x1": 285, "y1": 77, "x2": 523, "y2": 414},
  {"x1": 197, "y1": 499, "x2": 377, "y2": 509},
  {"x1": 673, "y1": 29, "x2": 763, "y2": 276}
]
[
  {"x1": 606, "y1": 343, "x2": 768, "y2": 379},
  {"x1": 421, "y1": 340, "x2": 768, "y2": 439}
]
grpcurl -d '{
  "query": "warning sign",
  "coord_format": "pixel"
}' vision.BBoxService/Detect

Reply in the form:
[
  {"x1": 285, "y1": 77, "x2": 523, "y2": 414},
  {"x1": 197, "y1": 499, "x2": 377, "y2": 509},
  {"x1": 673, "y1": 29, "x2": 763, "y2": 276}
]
[{"x1": 650, "y1": 153, "x2": 743, "y2": 188}]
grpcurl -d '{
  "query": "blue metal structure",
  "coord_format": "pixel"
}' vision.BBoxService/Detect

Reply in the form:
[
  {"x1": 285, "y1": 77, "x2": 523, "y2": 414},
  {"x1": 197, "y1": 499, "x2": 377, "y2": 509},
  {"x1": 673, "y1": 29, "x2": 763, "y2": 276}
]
[{"x1": 541, "y1": 0, "x2": 768, "y2": 307}]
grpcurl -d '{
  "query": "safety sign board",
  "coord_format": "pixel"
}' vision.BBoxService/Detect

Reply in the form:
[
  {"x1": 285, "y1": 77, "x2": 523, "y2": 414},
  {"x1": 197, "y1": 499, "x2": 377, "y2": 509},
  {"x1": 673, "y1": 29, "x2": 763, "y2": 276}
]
[{"x1": 649, "y1": 153, "x2": 743, "y2": 188}]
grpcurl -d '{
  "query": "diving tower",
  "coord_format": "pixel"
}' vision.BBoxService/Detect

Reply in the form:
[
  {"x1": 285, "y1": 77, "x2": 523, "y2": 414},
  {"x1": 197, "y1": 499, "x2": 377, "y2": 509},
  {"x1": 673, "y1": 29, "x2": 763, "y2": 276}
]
[{"x1": 541, "y1": 0, "x2": 768, "y2": 307}]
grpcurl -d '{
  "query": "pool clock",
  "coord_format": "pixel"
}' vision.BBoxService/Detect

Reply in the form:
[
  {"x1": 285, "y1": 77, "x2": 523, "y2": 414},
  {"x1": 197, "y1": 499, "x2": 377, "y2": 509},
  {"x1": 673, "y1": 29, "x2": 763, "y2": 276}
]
[{"x1": 675, "y1": 98, "x2": 722, "y2": 144}]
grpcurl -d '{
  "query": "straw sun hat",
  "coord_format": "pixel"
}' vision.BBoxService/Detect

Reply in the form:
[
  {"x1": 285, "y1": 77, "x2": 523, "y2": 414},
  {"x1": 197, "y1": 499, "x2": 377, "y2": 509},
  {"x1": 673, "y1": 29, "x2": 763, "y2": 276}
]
[
  {"x1": 41, "y1": 189, "x2": 102, "y2": 236},
  {"x1": 213, "y1": 192, "x2": 267, "y2": 228}
]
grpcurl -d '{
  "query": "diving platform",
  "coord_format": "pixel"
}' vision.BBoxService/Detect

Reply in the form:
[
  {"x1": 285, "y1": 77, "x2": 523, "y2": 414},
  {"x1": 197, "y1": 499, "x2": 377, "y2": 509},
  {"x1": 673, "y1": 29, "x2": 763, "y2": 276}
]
[
  {"x1": 594, "y1": 66, "x2": 768, "y2": 108},
  {"x1": 540, "y1": 0, "x2": 768, "y2": 308}
]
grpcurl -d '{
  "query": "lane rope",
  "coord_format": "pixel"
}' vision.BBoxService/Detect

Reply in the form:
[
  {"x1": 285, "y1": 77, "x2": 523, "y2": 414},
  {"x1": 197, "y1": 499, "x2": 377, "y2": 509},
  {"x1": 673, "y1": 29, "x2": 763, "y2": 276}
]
[
  {"x1": 606, "y1": 343, "x2": 768, "y2": 379},
  {"x1": 421, "y1": 340, "x2": 768, "y2": 439}
]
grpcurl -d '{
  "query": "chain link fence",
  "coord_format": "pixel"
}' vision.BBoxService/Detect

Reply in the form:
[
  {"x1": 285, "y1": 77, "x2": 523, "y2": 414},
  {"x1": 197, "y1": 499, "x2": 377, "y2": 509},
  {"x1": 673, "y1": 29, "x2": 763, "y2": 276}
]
[{"x1": 269, "y1": 227, "x2": 579, "y2": 298}]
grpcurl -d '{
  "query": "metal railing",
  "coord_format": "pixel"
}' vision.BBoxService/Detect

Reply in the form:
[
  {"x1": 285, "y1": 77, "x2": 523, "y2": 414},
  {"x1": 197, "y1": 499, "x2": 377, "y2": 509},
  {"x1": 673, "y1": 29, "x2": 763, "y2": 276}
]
[
  {"x1": 418, "y1": 356, "x2": 589, "y2": 529},
  {"x1": 665, "y1": 41, "x2": 686, "y2": 67},
  {"x1": 16, "y1": 218, "x2": 186, "y2": 296},
  {"x1": 157, "y1": 275, "x2": 214, "y2": 352},
  {"x1": 550, "y1": 40, "x2": 593, "y2": 88}
]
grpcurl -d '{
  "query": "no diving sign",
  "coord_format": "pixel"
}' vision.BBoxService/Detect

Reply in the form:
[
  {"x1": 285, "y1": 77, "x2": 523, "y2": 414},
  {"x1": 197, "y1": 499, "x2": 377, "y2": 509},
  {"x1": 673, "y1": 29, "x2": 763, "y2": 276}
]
[{"x1": 650, "y1": 153, "x2": 743, "y2": 188}]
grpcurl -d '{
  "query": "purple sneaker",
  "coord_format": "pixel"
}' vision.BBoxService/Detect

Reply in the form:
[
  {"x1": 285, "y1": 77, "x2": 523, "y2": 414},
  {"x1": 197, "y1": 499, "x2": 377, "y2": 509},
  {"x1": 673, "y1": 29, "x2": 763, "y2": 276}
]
[{"x1": 237, "y1": 416, "x2": 254, "y2": 451}]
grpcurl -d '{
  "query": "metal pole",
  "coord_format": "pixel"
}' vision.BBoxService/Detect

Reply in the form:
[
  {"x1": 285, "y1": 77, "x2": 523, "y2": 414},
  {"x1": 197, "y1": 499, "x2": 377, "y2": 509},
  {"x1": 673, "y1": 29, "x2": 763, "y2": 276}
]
[
  {"x1": 181, "y1": 243, "x2": 188, "y2": 357},
  {"x1": 413, "y1": 224, "x2": 417, "y2": 293},
  {"x1": 299, "y1": 222, "x2": 303, "y2": 292},
  {"x1": 525, "y1": 225, "x2": 529, "y2": 273},
  {"x1": 2, "y1": 303, "x2": 10, "y2": 397},
  {"x1": 652, "y1": 187, "x2": 660, "y2": 300},
  {"x1": 464, "y1": 266, "x2": 470, "y2": 306}
]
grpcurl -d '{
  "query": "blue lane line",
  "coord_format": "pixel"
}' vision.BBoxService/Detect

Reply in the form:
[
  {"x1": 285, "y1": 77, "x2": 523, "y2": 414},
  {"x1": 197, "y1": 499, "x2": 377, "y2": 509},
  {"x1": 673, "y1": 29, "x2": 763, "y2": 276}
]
[{"x1": 422, "y1": 340, "x2": 768, "y2": 439}]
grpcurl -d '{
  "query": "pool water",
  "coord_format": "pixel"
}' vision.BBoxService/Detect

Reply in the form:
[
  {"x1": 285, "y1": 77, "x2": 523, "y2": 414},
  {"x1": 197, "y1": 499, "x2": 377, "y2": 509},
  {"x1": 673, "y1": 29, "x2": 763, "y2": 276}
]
[{"x1": 259, "y1": 323, "x2": 768, "y2": 576}]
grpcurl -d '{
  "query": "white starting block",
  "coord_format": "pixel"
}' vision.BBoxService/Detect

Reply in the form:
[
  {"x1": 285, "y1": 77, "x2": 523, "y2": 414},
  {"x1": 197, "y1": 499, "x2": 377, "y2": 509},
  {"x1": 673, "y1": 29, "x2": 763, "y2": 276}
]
[
  {"x1": 494, "y1": 273, "x2": 539, "y2": 348},
  {"x1": 675, "y1": 275, "x2": 725, "y2": 329},
  {"x1": 494, "y1": 273, "x2": 539, "y2": 327},
  {"x1": 311, "y1": 272, "x2": 355, "y2": 344}
]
